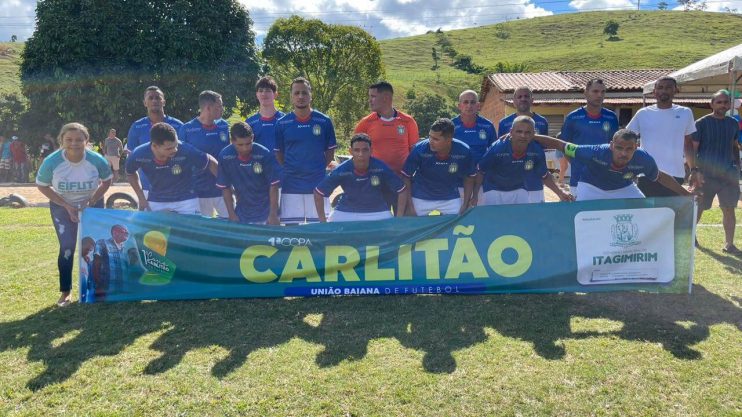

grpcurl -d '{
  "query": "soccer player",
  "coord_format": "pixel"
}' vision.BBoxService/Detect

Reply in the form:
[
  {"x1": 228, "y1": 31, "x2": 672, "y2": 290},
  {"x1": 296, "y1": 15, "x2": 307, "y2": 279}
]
[
  {"x1": 561, "y1": 79, "x2": 619, "y2": 195},
  {"x1": 247, "y1": 76, "x2": 285, "y2": 152},
  {"x1": 497, "y1": 86, "x2": 551, "y2": 203},
  {"x1": 691, "y1": 90, "x2": 741, "y2": 254},
  {"x1": 126, "y1": 123, "x2": 217, "y2": 215},
  {"x1": 401, "y1": 118, "x2": 475, "y2": 216},
  {"x1": 533, "y1": 129, "x2": 691, "y2": 200},
  {"x1": 179, "y1": 90, "x2": 231, "y2": 218},
  {"x1": 216, "y1": 122, "x2": 281, "y2": 225},
  {"x1": 36, "y1": 123, "x2": 112, "y2": 306},
  {"x1": 126, "y1": 86, "x2": 184, "y2": 196},
  {"x1": 452, "y1": 89, "x2": 496, "y2": 205},
  {"x1": 275, "y1": 77, "x2": 337, "y2": 224},
  {"x1": 627, "y1": 76, "x2": 699, "y2": 196},
  {"x1": 477, "y1": 116, "x2": 571, "y2": 205},
  {"x1": 314, "y1": 133, "x2": 407, "y2": 222}
]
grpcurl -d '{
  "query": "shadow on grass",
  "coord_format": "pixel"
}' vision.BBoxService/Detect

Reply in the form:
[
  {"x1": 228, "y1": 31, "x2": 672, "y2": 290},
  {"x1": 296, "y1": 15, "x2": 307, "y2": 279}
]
[{"x1": 0, "y1": 284, "x2": 739, "y2": 390}]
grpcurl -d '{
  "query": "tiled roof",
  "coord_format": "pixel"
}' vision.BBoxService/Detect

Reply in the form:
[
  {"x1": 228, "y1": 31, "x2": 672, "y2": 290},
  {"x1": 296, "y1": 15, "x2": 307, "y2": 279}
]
[
  {"x1": 504, "y1": 97, "x2": 709, "y2": 105},
  {"x1": 485, "y1": 69, "x2": 673, "y2": 94}
]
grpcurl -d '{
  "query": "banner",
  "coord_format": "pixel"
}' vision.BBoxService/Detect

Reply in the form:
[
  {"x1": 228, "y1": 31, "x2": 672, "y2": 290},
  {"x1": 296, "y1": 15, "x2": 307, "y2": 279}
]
[{"x1": 78, "y1": 197, "x2": 695, "y2": 303}]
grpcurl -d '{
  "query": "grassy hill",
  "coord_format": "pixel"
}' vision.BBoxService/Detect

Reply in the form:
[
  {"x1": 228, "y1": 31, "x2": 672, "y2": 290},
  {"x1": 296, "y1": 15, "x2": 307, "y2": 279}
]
[
  {"x1": 0, "y1": 42, "x2": 22, "y2": 96},
  {"x1": 380, "y1": 10, "x2": 742, "y2": 104}
]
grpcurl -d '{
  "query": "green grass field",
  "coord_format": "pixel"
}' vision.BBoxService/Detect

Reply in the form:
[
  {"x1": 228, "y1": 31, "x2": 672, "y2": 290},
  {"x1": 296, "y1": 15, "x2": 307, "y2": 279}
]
[
  {"x1": 380, "y1": 10, "x2": 742, "y2": 105},
  {"x1": 0, "y1": 42, "x2": 22, "y2": 96},
  {"x1": 0, "y1": 207, "x2": 740, "y2": 415}
]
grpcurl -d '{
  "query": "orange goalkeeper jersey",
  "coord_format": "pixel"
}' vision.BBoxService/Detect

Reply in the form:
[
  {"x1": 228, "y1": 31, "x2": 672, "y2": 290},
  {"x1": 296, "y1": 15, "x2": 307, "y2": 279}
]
[{"x1": 354, "y1": 110, "x2": 419, "y2": 174}]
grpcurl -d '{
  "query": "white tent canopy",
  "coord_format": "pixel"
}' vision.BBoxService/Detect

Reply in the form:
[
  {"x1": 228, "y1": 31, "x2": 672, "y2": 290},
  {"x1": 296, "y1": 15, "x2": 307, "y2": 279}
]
[{"x1": 642, "y1": 43, "x2": 742, "y2": 95}]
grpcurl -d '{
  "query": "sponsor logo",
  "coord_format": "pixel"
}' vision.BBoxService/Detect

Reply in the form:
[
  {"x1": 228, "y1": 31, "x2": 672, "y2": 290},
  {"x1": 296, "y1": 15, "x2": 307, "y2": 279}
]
[{"x1": 610, "y1": 214, "x2": 639, "y2": 247}]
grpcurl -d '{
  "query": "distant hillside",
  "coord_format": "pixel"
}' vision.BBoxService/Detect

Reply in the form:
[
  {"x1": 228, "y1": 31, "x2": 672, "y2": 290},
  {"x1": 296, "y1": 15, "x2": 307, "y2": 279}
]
[
  {"x1": 0, "y1": 42, "x2": 22, "y2": 96},
  {"x1": 380, "y1": 10, "x2": 742, "y2": 105}
]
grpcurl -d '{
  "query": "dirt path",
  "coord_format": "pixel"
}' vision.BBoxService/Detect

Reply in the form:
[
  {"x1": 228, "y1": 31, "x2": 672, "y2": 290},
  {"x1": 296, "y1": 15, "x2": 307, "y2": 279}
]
[{"x1": 1, "y1": 183, "x2": 138, "y2": 207}]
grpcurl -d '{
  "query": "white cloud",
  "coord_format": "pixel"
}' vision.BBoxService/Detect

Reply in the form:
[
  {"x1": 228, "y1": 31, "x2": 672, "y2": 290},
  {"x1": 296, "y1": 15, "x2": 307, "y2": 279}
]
[
  {"x1": 569, "y1": 0, "x2": 635, "y2": 11},
  {"x1": 673, "y1": 0, "x2": 742, "y2": 11}
]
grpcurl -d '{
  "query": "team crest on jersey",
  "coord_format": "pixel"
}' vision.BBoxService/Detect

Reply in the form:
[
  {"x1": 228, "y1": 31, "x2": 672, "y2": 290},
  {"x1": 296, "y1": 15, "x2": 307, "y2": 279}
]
[
  {"x1": 220, "y1": 132, "x2": 228, "y2": 142},
  {"x1": 479, "y1": 130, "x2": 487, "y2": 140},
  {"x1": 370, "y1": 175, "x2": 380, "y2": 186},
  {"x1": 448, "y1": 163, "x2": 458, "y2": 174},
  {"x1": 524, "y1": 160, "x2": 534, "y2": 171},
  {"x1": 602, "y1": 121, "x2": 611, "y2": 132},
  {"x1": 623, "y1": 172, "x2": 634, "y2": 179},
  {"x1": 171, "y1": 164, "x2": 182, "y2": 175},
  {"x1": 253, "y1": 162, "x2": 263, "y2": 174},
  {"x1": 312, "y1": 125, "x2": 322, "y2": 136},
  {"x1": 397, "y1": 125, "x2": 405, "y2": 135}
]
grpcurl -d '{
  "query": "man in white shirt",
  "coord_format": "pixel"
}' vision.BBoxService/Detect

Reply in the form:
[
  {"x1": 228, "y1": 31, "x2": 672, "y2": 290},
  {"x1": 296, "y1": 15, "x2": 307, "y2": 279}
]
[{"x1": 627, "y1": 76, "x2": 700, "y2": 196}]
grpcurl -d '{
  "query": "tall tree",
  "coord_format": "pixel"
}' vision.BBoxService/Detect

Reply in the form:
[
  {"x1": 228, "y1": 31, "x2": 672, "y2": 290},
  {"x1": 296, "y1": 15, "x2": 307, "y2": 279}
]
[
  {"x1": 262, "y1": 16, "x2": 384, "y2": 141},
  {"x1": 20, "y1": 0, "x2": 260, "y2": 143}
]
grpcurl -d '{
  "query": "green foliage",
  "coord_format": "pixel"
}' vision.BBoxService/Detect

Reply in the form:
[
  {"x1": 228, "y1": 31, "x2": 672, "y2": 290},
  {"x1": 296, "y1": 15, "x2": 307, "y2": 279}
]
[
  {"x1": 491, "y1": 61, "x2": 529, "y2": 73},
  {"x1": 431, "y1": 47, "x2": 440, "y2": 71},
  {"x1": 262, "y1": 16, "x2": 384, "y2": 141},
  {"x1": 20, "y1": 0, "x2": 260, "y2": 141},
  {"x1": 403, "y1": 90, "x2": 456, "y2": 133},
  {"x1": 678, "y1": 0, "x2": 708, "y2": 11},
  {"x1": 603, "y1": 20, "x2": 620, "y2": 37},
  {"x1": 453, "y1": 54, "x2": 486, "y2": 74},
  {"x1": 0, "y1": 93, "x2": 26, "y2": 136},
  {"x1": 657, "y1": 1, "x2": 669, "y2": 9}
]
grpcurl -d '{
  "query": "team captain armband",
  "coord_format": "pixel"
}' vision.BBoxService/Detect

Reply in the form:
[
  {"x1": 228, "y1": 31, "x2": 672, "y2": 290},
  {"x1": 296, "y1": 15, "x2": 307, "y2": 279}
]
[{"x1": 564, "y1": 143, "x2": 578, "y2": 158}]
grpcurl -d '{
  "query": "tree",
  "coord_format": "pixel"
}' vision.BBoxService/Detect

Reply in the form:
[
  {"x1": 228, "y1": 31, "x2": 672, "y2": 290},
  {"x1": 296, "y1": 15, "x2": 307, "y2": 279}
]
[
  {"x1": 0, "y1": 93, "x2": 26, "y2": 138},
  {"x1": 657, "y1": 1, "x2": 669, "y2": 9},
  {"x1": 20, "y1": 0, "x2": 261, "y2": 141},
  {"x1": 603, "y1": 20, "x2": 620, "y2": 39},
  {"x1": 403, "y1": 91, "x2": 456, "y2": 134},
  {"x1": 10, "y1": 35, "x2": 16, "y2": 42},
  {"x1": 677, "y1": 0, "x2": 707, "y2": 10},
  {"x1": 262, "y1": 16, "x2": 384, "y2": 141},
  {"x1": 431, "y1": 47, "x2": 440, "y2": 71}
]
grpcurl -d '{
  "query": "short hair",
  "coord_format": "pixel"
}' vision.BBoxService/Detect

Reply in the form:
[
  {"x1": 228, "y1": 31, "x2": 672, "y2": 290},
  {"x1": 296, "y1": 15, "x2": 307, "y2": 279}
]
[
  {"x1": 458, "y1": 90, "x2": 479, "y2": 102},
  {"x1": 512, "y1": 115, "x2": 536, "y2": 130},
  {"x1": 109, "y1": 128, "x2": 116, "y2": 134},
  {"x1": 711, "y1": 89, "x2": 730, "y2": 103},
  {"x1": 612, "y1": 129, "x2": 640, "y2": 142},
  {"x1": 585, "y1": 79, "x2": 605, "y2": 90},
  {"x1": 57, "y1": 122, "x2": 90, "y2": 146},
  {"x1": 144, "y1": 85, "x2": 164, "y2": 98},
  {"x1": 111, "y1": 224, "x2": 128, "y2": 234},
  {"x1": 350, "y1": 133, "x2": 372, "y2": 148},
  {"x1": 430, "y1": 118, "x2": 455, "y2": 138},
  {"x1": 655, "y1": 76, "x2": 678, "y2": 88},
  {"x1": 513, "y1": 86, "x2": 533, "y2": 97},
  {"x1": 81, "y1": 236, "x2": 95, "y2": 247},
  {"x1": 255, "y1": 76, "x2": 278, "y2": 93},
  {"x1": 230, "y1": 122, "x2": 254, "y2": 140},
  {"x1": 198, "y1": 90, "x2": 222, "y2": 108},
  {"x1": 291, "y1": 77, "x2": 311, "y2": 92},
  {"x1": 150, "y1": 123, "x2": 177, "y2": 145},
  {"x1": 369, "y1": 81, "x2": 394, "y2": 95}
]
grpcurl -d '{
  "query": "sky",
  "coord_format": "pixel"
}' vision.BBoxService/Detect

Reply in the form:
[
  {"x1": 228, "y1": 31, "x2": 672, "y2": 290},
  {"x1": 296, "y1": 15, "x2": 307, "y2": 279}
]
[{"x1": 1, "y1": 0, "x2": 741, "y2": 43}]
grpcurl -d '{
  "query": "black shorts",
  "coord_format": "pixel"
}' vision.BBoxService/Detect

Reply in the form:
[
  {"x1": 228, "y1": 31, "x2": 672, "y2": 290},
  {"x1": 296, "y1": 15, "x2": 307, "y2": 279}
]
[{"x1": 700, "y1": 170, "x2": 740, "y2": 210}]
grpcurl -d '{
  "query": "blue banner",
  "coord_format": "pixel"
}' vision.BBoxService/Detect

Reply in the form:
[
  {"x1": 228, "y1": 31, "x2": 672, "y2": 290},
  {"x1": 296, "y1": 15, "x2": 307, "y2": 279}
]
[{"x1": 78, "y1": 197, "x2": 695, "y2": 303}]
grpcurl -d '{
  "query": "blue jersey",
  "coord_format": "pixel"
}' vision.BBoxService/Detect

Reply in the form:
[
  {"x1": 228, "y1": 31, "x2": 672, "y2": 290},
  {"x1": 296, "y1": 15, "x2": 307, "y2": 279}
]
[
  {"x1": 477, "y1": 138, "x2": 547, "y2": 192},
  {"x1": 401, "y1": 139, "x2": 476, "y2": 201},
  {"x1": 734, "y1": 114, "x2": 742, "y2": 144},
  {"x1": 566, "y1": 143, "x2": 658, "y2": 190},
  {"x1": 561, "y1": 107, "x2": 619, "y2": 186},
  {"x1": 498, "y1": 113, "x2": 550, "y2": 191},
  {"x1": 316, "y1": 157, "x2": 404, "y2": 213},
  {"x1": 247, "y1": 111, "x2": 285, "y2": 152},
  {"x1": 126, "y1": 115, "x2": 184, "y2": 191},
  {"x1": 275, "y1": 110, "x2": 337, "y2": 194},
  {"x1": 178, "y1": 118, "x2": 230, "y2": 198},
  {"x1": 216, "y1": 143, "x2": 281, "y2": 223},
  {"x1": 452, "y1": 115, "x2": 497, "y2": 163},
  {"x1": 125, "y1": 141, "x2": 208, "y2": 203},
  {"x1": 36, "y1": 149, "x2": 113, "y2": 206}
]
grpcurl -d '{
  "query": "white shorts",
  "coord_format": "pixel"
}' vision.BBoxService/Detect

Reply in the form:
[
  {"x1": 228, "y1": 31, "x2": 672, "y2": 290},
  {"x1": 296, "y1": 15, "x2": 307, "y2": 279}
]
[
  {"x1": 148, "y1": 198, "x2": 200, "y2": 215},
  {"x1": 576, "y1": 182, "x2": 644, "y2": 201},
  {"x1": 458, "y1": 187, "x2": 485, "y2": 204},
  {"x1": 528, "y1": 189, "x2": 545, "y2": 204},
  {"x1": 412, "y1": 197, "x2": 461, "y2": 216},
  {"x1": 281, "y1": 193, "x2": 329, "y2": 224},
  {"x1": 199, "y1": 196, "x2": 230, "y2": 218},
  {"x1": 482, "y1": 189, "x2": 530, "y2": 205},
  {"x1": 329, "y1": 210, "x2": 392, "y2": 222},
  {"x1": 105, "y1": 156, "x2": 120, "y2": 171}
]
